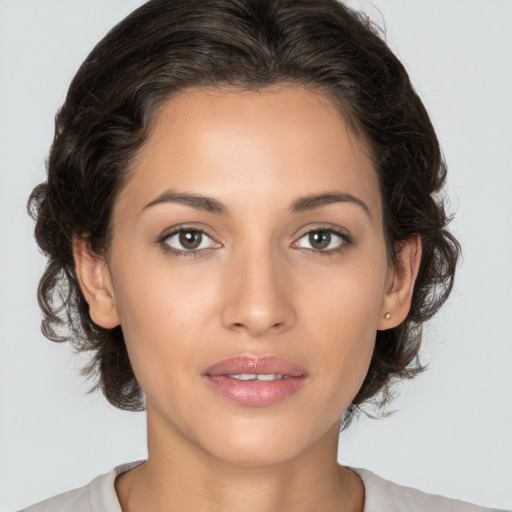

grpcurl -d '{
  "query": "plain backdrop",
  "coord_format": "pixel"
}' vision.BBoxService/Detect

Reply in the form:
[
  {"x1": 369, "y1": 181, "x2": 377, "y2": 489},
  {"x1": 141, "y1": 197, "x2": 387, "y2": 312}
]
[{"x1": 0, "y1": 0, "x2": 511, "y2": 510}]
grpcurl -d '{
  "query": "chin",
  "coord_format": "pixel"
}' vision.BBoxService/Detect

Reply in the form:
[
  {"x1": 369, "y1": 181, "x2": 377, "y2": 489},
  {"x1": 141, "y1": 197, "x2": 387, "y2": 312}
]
[
  {"x1": 208, "y1": 440, "x2": 305, "y2": 468},
  {"x1": 196, "y1": 415, "x2": 335, "y2": 468}
]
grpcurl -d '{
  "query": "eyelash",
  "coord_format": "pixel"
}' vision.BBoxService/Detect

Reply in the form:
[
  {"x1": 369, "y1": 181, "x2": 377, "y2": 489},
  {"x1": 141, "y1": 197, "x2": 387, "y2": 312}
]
[
  {"x1": 158, "y1": 226, "x2": 352, "y2": 258},
  {"x1": 293, "y1": 226, "x2": 352, "y2": 256},
  {"x1": 158, "y1": 227, "x2": 215, "y2": 259}
]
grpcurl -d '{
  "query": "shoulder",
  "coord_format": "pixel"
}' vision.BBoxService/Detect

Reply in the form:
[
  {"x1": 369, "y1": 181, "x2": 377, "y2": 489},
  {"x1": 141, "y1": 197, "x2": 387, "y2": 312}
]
[
  {"x1": 21, "y1": 461, "x2": 144, "y2": 512},
  {"x1": 351, "y1": 467, "x2": 506, "y2": 512},
  {"x1": 22, "y1": 483, "x2": 91, "y2": 512}
]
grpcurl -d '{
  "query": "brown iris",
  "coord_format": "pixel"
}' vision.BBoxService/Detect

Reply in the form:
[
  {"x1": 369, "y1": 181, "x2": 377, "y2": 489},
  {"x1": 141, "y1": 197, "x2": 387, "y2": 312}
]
[
  {"x1": 309, "y1": 230, "x2": 331, "y2": 250},
  {"x1": 179, "y1": 230, "x2": 203, "y2": 249}
]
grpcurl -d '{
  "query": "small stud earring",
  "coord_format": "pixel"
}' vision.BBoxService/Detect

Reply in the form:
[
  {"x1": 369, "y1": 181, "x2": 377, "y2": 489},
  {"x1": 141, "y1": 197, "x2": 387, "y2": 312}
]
[{"x1": 384, "y1": 312, "x2": 391, "y2": 320}]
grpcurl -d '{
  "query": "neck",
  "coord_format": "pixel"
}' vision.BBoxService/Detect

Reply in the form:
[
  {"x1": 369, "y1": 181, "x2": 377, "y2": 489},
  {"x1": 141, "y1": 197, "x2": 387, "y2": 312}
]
[{"x1": 116, "y1": 407, "x2": 364, "y2": 512}]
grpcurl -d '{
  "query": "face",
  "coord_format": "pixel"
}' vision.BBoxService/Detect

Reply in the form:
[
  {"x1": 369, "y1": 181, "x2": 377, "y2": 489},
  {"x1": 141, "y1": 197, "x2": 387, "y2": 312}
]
[{"x1": 88, "y1": 85, "x2": 399, "y2": 465}]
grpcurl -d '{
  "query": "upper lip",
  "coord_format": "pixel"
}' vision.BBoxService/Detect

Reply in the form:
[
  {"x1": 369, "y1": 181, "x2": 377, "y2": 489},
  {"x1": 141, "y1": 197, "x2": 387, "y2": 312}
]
[{"x1": 204, "y1": 355, "x2": 307, "y2": 377}]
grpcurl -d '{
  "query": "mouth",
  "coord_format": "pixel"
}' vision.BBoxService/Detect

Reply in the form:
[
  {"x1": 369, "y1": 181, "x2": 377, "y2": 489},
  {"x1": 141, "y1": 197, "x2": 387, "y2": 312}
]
[
  {"x1": 224, "y1": 373, "x2": 290, "y2": 381},
  {"x1": 203, "y1": 355, "x2": 308, "y2": 407}
]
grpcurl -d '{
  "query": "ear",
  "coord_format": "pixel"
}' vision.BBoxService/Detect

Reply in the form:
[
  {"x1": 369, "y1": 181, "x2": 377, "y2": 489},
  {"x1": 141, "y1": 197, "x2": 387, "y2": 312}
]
[
  {"x1": 73, "y1": 237, "x2": 120, "y2": 329},
  {"x1": 377, "y1": 235, "x2": 422, "y2": 330}
]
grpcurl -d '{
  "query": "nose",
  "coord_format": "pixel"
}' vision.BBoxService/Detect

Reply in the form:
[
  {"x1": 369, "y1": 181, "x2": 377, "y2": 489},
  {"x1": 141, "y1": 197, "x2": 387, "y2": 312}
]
[{"x1": 220, "y1": 247, "x2": 296, "y2": 337}]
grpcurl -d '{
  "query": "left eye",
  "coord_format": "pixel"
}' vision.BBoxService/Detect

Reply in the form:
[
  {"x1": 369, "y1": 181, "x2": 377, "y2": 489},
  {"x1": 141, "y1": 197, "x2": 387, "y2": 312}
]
[
  {"x1": 162, "y1": 229, "x2": 217, "y2": 251},
  {"x1": 294, "y1": 229, "x2": 347, "y2": 251}
]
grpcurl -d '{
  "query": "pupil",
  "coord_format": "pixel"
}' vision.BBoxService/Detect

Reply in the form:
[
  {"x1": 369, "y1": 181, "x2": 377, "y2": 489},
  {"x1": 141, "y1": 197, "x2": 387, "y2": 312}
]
[
  {"x1": 179, "y1": 230, "x2": 202, "y2": 249},
  {"x1": 309, "y1": 231, "x2": 330, "y2": 249}
]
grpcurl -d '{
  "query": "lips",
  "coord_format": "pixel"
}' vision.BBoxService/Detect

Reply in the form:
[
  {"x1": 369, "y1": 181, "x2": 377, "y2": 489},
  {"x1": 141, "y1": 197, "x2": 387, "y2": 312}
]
[{"x1": 203, "y1": 355, "x2": 307, "y2": 407}]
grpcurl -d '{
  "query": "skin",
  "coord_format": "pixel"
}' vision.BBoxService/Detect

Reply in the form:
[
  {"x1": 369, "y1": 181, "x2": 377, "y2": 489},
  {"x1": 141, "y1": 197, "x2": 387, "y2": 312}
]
[{"x1": 74, "y1": 85, "x2": 421, "y2": 512}]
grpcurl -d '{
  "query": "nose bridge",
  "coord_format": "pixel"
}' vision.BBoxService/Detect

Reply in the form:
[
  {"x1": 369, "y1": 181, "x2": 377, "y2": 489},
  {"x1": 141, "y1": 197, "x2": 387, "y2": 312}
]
[{"x1": 221, "y1": 239, "x2": 295, "y2": 336}]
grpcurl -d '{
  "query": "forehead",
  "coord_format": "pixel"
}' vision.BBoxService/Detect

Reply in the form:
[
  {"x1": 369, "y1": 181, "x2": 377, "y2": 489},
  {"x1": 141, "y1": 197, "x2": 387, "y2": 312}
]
[{"x1": 119, "y1": 85, "x2": 382, "y2": 221}]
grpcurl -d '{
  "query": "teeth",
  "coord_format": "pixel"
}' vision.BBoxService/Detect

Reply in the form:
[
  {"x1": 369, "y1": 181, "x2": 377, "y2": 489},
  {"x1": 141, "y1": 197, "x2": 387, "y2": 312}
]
[
  {"x1": 227, "y1": 373, "x2": 285, "y2": 381},
  {"x1": 256, "y1": 374, "x2": 284, "y2": 381},
  {"x1": 229, "y1": 373, "x2": 256, "y2": 381}
]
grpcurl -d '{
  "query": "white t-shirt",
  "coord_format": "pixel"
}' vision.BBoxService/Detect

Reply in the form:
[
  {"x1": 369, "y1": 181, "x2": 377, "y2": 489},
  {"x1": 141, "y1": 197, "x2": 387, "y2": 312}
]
[{"x1": 21, "y1": 461, "x2": 505, "y2": 512}]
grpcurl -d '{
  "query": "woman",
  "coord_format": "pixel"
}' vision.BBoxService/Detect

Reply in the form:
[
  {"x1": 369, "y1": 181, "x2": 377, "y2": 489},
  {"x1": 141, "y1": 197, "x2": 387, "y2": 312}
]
[{"x1": 19, "y1": 0, "x2": 506, "y2": 510}]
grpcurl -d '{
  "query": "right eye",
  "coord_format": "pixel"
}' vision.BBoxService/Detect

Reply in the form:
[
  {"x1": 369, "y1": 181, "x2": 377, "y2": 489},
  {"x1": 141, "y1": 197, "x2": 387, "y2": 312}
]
[{"x1": 161, "y1": 228, "x2": 219, "y2": 254}]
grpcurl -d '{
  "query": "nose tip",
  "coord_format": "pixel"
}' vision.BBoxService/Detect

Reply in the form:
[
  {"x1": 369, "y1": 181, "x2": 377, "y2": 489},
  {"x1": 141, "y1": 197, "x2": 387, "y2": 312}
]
[
  {"x1": 230, "y1": 314, "x2": 287, "y2": 337},
  {"x1": 221, "y1": 255, "x2": 295, "y2": 337}
]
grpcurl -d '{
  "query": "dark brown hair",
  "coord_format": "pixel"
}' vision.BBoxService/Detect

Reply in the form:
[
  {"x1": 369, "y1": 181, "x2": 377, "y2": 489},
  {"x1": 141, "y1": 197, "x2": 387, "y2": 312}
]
[{"x1": 28, "y1": 0, "x2": 460, "y2": 426}]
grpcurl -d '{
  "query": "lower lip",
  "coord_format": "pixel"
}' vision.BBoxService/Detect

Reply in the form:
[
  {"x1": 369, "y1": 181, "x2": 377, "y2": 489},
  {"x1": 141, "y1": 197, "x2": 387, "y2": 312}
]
[{"x1": 205, "y1": 375, "x2": 306, "y2": 406}]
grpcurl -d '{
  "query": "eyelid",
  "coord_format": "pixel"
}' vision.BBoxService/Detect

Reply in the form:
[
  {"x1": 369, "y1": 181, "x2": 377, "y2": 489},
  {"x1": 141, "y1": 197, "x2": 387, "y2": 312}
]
[
  {"x1": 291, "y1": 225, "x2": 352, "y2": 253},
  {"x1": 157, "y1": 223, "x2": 351, "y2": 257},
  {"x1": 158, "y1": 225, "x2": 222, "y2": 256}
]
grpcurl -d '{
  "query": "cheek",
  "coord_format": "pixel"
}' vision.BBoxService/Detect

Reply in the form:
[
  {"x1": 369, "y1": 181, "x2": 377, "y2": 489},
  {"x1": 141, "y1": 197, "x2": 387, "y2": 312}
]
[
  {"x1": 299, "y1": 250, "x2": 387, "y2": 337},
  {"x1": 298, "y1": 253, "x2": 387, "y2": 389},
  {"x1": 108, "y1": 253, "x2": 225, "y2": 388},
  {"x1": 113, "y1": 255, "x2": 215, "y2": 331}
]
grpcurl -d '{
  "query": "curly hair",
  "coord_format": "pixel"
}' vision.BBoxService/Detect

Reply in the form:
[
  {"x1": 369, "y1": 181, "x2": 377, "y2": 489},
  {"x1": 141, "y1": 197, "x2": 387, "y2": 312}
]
[{"x1": 28, "y1": 0, "x2": 460, "y2": 426}]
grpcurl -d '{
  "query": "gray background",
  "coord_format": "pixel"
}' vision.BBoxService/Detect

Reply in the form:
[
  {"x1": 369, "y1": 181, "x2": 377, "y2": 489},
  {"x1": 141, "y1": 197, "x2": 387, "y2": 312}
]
[{"x1": 1, "y1": 0, "x2": 511, "y2": 509}]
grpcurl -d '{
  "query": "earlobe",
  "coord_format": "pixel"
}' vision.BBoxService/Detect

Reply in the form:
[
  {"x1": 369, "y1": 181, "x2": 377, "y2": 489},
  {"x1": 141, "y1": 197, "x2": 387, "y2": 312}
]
[
  {"x1": 378, "y1": 235, "x2": 422, "y2": 330},
  {"x1": 72, "y1": 237, "x2": 120, "y2": 329}
]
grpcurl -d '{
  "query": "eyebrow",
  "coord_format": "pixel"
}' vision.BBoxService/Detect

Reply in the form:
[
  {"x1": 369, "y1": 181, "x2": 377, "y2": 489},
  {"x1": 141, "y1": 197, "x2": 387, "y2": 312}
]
[
  {"x1": 142, "y1": 190, "x2": 229, "y2": 214},
  {"x1": 290, "y1": 192, "x2": 372, "y2": 219},
  {"x1": 142, "y1": 189, "x2": 371, "y2": 219}
]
